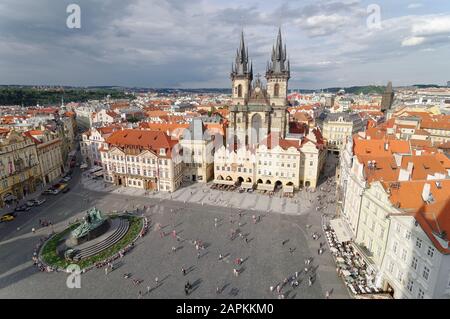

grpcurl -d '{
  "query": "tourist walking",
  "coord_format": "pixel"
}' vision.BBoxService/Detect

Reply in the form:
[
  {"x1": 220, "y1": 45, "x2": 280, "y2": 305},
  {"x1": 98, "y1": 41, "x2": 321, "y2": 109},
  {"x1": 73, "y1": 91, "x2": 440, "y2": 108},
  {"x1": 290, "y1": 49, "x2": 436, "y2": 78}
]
[{"x1": 182, "y1": 267, "x2": 186, "y2": 276}]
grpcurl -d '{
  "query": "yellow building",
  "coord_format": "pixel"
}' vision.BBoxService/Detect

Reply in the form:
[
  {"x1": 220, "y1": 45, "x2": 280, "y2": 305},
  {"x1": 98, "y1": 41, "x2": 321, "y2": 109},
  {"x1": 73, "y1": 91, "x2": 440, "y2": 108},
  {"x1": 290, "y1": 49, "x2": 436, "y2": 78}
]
[
  {"x1": 0, "y1": 129, "x2": 41, "y2": 207},
  {"x1": 25, "y1": 130, "x2": 64, "y2": 185}
]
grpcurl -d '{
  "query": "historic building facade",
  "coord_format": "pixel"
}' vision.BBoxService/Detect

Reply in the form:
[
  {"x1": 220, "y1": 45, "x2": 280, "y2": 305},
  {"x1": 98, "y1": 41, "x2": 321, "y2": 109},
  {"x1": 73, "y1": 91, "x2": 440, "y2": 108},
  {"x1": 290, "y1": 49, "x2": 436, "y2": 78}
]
[
  {"x1": 179, "y1": 119, "x2": 215, "y2": 183},
  {"x1": 229, "y1": 29, "x2": 290, "y2": 147},
  {"x1": 101, "y1": 129, "x2": 183, "y2": 192},
  {"x1": 214, "y1": 29, "x2": 326, "y2": 191},
  {"x1": 0, "y1": 129, "x2": 40, "y2": 208}
]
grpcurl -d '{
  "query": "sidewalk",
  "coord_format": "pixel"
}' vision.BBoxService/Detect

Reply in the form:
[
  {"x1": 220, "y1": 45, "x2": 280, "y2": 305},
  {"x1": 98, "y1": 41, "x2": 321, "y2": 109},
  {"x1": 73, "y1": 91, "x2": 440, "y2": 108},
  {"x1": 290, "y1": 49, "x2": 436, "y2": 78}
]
[{"x1": 81, "y1": 176, "x2": 317, "y2": 216}]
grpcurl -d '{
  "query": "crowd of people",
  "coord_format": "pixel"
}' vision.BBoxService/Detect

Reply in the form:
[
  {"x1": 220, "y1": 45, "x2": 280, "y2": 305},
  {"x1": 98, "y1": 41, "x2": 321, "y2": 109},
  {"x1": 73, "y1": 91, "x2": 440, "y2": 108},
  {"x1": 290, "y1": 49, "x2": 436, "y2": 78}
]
[
  {"x1": 325, "y1": 226, "x2": 382, "y2": 296},
  {"x1": 32, "y1": 235, "x2": 57, "y2": 272}
]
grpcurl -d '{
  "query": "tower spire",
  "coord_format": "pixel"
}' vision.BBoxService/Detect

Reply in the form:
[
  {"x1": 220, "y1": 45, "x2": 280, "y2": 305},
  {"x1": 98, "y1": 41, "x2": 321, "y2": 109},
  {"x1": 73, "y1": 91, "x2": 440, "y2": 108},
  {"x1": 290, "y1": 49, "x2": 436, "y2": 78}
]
[
  {"x1": 266, "y1": 27, "x2": 290, "y2": 78},
  {"x1": 231, "y1": 30, "x2": 252, "y2": 79}
]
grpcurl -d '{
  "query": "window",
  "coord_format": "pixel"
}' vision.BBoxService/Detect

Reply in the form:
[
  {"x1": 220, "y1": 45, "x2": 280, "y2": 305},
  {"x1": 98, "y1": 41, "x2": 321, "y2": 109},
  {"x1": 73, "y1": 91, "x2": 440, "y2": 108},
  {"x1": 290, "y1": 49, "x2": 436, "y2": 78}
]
[
  {"x1": 388, "y1": 261, "x2": 394, "y2": 273},
  {"x1": 427, "y1": 246, "x2": 435, "y2": 258},
  {"x1": 411, "y1": 257, "x2": 418, "y2": 270},
  {"x1": 397, "y1": 270, "x2": 403, "y2": 283},
  {"x1": 396, "y1": 223, "x2": 401, "y2": 233},
  {"x1": 417, "y1": 288, "x2": 424, "y2": 299},
  {"x1": 274, "y1": 83, "x2": 280, "y2": 97},
  {"x1": 406, "y1": 279, "x2": 414, "y2": 292},
  {"x1": 401, "y1": 249, "x2": 407, "y2": 261},
  {"x1": 416, "y1": 238, "x2": 422, "y2": 249},
  {"x1": 393, "y1": 241, "x2": 398, "y2": 254},
  {"x1": 405, "y1": 231, "x2": 411, "y2": 240},
  {"x1": 422, "y1": 266, "x2": 430, "y2": 280}
]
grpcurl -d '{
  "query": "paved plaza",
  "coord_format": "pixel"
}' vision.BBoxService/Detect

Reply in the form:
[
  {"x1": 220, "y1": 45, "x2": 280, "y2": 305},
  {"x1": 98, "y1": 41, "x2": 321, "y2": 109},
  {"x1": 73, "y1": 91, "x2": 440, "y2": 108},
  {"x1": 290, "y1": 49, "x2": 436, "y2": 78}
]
[{"x1": 0, "y1": 156, "x2": 349, "y2": 299}]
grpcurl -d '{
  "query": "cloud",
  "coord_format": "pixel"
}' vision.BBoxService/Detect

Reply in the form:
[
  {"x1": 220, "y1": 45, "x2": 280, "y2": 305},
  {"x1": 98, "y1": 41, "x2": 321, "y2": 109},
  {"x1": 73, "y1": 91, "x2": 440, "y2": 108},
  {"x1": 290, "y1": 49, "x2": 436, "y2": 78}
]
[
  {"x1": 411, "y1": 16, "x2": 450, "y2": 36},
  {"x1": 402, "y1": 36, "x2": 426, "y2": 47},
  {"x1": 0, "y1": 0, "x2": 449, "y2": 89},
  {"x1": 408, "y1": 3, "x2": 423, "y2": 9}
]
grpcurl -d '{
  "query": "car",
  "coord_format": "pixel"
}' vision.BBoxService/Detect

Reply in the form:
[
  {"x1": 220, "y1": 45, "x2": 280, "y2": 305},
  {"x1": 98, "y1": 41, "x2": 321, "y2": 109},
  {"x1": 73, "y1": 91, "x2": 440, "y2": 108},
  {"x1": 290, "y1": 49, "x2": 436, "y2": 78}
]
[
  {"x1": 0, "y1": 214, "x2": 15, "y2": 223},
  {"x1": 26, "y1": 200, "x2": 36, "y2": 207},
  {"x1": 62, "y1": 187, "x2": 71, "y2": 193},
  {"x1": 15, "y1": 205, "x2": 31, "y2": 212},
  {"x1": 62, "y1": 176, "x2": 72, "y2": 182},
  {"x1": 33, "y1": 198, "x2": 46, "y2": 206}
]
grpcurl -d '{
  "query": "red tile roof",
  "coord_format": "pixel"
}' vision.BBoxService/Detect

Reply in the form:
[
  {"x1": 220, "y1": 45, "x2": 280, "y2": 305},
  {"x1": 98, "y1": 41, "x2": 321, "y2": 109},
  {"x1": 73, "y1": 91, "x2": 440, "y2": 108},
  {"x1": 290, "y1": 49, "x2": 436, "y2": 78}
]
[
  {"x1": 106, "y1": 129, "x2": 178, "y2": 157},
  {"x1": 382, "y1": 180, "x2": 450, "y2": 254}
]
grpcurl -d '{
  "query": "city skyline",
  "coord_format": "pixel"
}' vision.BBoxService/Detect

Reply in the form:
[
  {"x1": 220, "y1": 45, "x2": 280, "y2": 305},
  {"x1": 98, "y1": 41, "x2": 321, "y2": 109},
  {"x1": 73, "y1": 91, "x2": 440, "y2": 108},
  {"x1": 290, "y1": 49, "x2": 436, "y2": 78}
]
[{"x1": 1, "y1": 0, "x2": 450, "y2": 89}]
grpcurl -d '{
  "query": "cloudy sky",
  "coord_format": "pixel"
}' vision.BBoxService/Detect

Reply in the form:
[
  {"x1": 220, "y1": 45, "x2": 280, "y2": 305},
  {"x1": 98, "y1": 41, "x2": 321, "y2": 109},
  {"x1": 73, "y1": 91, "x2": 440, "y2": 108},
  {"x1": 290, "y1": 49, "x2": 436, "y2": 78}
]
[{"x1": 0, "y1": 0, "x2": 450, "y2": 89}]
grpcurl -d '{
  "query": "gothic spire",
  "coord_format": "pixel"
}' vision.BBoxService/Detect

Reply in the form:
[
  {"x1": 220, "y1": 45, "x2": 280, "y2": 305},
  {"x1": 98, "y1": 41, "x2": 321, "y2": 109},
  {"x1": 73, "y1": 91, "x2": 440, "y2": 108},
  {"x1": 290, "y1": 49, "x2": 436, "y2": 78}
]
[
  {"x1": 266, "y1": 27, "x2": 290, "y2": 79},
  {"x1": 231, "y1": 30, "x2": 253, "y2": 80}
]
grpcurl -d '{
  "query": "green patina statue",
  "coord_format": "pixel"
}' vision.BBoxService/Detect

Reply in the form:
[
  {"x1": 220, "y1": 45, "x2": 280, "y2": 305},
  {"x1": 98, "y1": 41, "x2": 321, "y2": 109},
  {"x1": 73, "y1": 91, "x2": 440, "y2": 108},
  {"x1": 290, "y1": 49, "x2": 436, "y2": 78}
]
[{"x1": 71, "y1": 207, "x2": 106, "y2": 239}]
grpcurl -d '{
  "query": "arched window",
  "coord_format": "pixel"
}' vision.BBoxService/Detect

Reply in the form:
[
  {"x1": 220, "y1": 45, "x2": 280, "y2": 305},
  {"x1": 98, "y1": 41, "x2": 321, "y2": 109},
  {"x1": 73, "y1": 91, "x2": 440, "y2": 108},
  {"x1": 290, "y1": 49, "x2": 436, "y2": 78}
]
[
  {"x1": 237, "y1": 84, "x2": 242, "y2": 98},
  {"x1": 274, "y1": 83, "x2": 280, "y2": 97}
]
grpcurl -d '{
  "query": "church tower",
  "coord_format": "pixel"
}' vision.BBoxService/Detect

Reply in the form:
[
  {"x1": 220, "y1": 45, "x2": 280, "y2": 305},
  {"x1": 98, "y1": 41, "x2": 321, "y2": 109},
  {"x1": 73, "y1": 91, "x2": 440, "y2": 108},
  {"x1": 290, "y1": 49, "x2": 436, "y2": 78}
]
[
  {"x1": 381, "y1": 81, "x2": 394, "y2": 114},
  {"x1": 231, "y1": 31, "x2": 253, "y2": 106},
  {"x1": 265, "y1": 28, "x2": 290, "y2": 137}
]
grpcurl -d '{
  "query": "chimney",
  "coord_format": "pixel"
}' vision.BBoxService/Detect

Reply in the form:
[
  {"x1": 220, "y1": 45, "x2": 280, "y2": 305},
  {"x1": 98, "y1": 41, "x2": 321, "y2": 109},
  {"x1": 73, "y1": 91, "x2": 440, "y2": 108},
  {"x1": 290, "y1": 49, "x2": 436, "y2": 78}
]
[
  {"x1": 407, "y1": 162, "x2": 414, "y2": 175},
  {"x1": 394, "y1": 153, "x2": 402, "y2": 166},
  {"x1": 421, "y1": 183, "x2": 431, "y2": 202}
]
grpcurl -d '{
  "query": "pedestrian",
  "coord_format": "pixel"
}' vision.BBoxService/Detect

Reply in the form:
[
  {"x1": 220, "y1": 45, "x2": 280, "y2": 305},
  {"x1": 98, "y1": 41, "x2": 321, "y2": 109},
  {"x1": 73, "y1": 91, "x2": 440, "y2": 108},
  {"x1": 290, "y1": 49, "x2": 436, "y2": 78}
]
[
  {"x1": 182, "y1": 267, "x2": 186, "y2": 276},
  {"x1": 270, "y1": 286, "x2": 274, "y2": 292},
  {"x1": 216, "y1": 286, "x2": 221, "y2": 294},
  {"x1": 219, "y1": 253, "x2": 223, "y2": 260},
  {"x1": 325, "y1": 290, "x2": 330, "y2": 299},
  {"x1": 138, "y1": 291, "x2": 142, "y2": 299},
  {"x1": 197, "y1": 252, "x2": 200, "y2": 259},
  {"x1": 295, "y1": 271, "x2": 299, "y2": 278},
  {"x1": 31, "y1": 228, "x2": 36, "y2": 234},
  {"x1": 105, "y1": 267, "x2": 108, "y2": 275},
  {"x1": 172, "y1": 246, "x2": 176, "y2": 253},
  {"x1": 155, "y1": 277, "x2": 159, "y2": 285},
  {"x1": 308, "y1": 276, "x2": 312, "y2": 287},
  {"x1": 147, "y1": 286, "x2": 151, "y2": 294}
]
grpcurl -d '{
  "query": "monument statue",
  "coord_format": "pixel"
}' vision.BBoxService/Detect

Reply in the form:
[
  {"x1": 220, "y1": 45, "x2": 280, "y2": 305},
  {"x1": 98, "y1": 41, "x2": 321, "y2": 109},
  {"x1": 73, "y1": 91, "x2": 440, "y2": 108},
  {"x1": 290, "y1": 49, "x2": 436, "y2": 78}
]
[
  {"x1": 66, "y1": 207, "x2": 108, "y2": 247},
  {"x1": 71, "y1": 207, "x2": 106, "y2": 239}
]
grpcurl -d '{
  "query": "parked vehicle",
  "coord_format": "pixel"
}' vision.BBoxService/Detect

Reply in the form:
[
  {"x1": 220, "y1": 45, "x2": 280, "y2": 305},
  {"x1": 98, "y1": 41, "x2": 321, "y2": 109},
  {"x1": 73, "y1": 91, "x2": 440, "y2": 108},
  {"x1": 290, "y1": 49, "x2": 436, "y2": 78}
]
[
  {"x1": 15, "y1": 205, "x2": 31, "y2": 212},
  {"x1": 62, "y1": 187, "x2": 71, "y2": 193},
  {"x1": 26, "y1": 200, "x2": 36, "y2": 207},
  {"x1": 0, "y1": 214, "x2": 15, "y2": 223},
  {"x1": 33, "y1": 198, "x2": 46, "y2": 206}
]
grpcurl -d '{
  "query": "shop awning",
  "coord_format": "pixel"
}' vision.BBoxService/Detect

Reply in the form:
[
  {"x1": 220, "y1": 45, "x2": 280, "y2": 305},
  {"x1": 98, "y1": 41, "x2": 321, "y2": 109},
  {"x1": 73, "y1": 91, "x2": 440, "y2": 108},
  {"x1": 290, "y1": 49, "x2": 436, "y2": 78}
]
[
  {"x1": 241, "y1": 182, "x2": 254, "y2": 189},
  {"x1": 3, "y1": 194, "x2": 17, "y2": 201},
  {"x1": 330, "y1": 218, "x2": 353, "y2": 243},
  {"x1": 283, "y1": 185, "x2": 294, "y2": 193},
  {"x1": 257, "y1": 183, "x2": 275, "y2": 191},
  {"x1": 214, "y1": 179, "x2": 235, "y2": 185}
]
